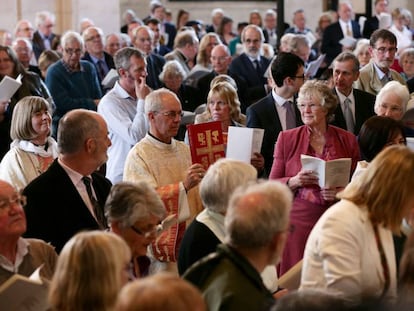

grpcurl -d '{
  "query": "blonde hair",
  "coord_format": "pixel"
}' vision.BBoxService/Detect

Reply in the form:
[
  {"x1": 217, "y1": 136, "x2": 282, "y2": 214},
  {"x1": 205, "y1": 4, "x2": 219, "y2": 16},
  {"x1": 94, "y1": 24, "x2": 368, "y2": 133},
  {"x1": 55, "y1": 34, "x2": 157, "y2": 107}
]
[
  {"x1": 10, "y1": 96, "x2": 51, "y2": 141},
  {"x1": 196, "y1": 33, "x2": 221, "y2": 68},
  {"x1": 339, "y1": 146, "x2": 414, "y2": 232},
  {"x1": 206, "y1": 81, "x2": 244, "y2": 124},
  {"x1": 49, "y1": 231, "x2": 131, "y2": 311},
  {"x1": 115, "y1": 272, "x2": 206, "y2": 311}
]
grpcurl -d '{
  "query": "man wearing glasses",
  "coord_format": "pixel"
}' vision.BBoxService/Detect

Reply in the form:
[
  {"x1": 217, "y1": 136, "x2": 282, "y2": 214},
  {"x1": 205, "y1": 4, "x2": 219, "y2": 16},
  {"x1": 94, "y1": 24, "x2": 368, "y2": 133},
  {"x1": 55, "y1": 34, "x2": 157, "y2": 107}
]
[
  {"x1": 355, "y1": 29, "x2": 406, "y2": 95},
  {"x1": 32, "y1": 11, "x2": 60, "y2": 60},
  {"x1": 45, "y1": 31, "x2": 102, "y2": 137},
  {"x1": 0, "y1": 179, "x2": 57, "y2": 285},
  {"x1": 124, "y1": 88, "x2": 205, "y2": 273}
]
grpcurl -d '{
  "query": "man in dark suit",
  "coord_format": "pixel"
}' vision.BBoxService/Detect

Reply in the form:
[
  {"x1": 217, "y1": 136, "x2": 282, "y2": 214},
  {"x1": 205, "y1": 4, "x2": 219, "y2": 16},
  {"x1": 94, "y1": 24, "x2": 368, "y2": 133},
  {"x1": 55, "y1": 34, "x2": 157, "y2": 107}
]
[
  {"x1": 32, "y1": 11, "x2": 60, "y2": 60},
  {"x1": 132, "y1": 25, "x2": 165, "y2": 90},
  {"x1": 229, "y1": 24, "x2": 271, "y2": 110},
  {"x1": 145, "y1": 18, "x2": 171, "y2": 56},
  {"x1": 197, "y1": 44, "x2": 249, "y2": 112},
  {"x1": 321, "y1": 2, "x2": 361, "y2": 67},
  {"x1": 23, "y1": 110, "x2": 112, "y2": 253},
  {"x1": 247, "y1": 52, "x2": 305, "y2": 176},
  {"x1": 82, "y1": 26, "x2": 116, "y2": 93},
  {"x1": 331, "y1": 52, "x2": 376, "y2": 135},
  {"x1": 363, "y1": 0, "x2": 389, "y2": 39}
]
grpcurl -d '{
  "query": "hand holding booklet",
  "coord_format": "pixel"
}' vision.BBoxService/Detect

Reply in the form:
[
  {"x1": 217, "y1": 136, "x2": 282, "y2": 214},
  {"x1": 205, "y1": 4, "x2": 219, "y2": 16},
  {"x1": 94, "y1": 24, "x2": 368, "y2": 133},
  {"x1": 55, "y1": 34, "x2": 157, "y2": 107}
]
[
  {"x1": 0, "y1": 74, "x2": 22, "y2": 101},
  {"x1": 300, "y1": 154, "x2": 351, "y2": 188}
]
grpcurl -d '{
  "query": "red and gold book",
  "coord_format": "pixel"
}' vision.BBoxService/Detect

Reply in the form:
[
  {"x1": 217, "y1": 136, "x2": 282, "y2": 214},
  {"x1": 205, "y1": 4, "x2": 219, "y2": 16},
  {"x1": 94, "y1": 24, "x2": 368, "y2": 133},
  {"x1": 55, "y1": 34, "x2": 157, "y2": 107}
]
[{"x1": 187, "y1": 121, "x2": 225, "y2": 170}]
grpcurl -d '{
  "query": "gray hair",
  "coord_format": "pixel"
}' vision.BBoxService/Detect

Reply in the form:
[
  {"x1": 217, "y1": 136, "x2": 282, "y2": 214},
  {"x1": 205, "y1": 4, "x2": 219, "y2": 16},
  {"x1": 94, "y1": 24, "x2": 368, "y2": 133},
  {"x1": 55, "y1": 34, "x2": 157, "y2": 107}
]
[
  {"x1": 114, "y1": 47, "x2": 145, "y2": 72},
  {"x1": 159, "y1": 60, "x2": 187, "y2": 82},
  {"x1": 105, "y1": 181, "x2": 166, "y2": 228},
  {"x1": 241, "y1": 24, "x2": 265, "y2": 43},
  {"x1": 173, "y1": 29, "x2": 198, "y2": 49},
  {"x1": 57, "y1": 109, "x2": 101, "y2": 154},
  {"x1": 225, "y1": 180, "x2": 292, "y2": 249},
  {"x1": 60, "y1": 30, "x2": 84, "y2": 50},
  {"x1": 144, "y1": 87, "x2": 180, "y2": 115},
  {"x1": 375, "y1": 81, "x2": 410, "y2": 114},
  {"x1": 200, "y1": 159, "x2": 257, "y2": 214},
  {"x1": 35, "y1": 11, "x2": 55, "y2": 28},
  {"x1": 82, "y1": 26, "x2": 104, "y2": 45},
  {"x1": 12, "y1": 37, "x2": 33, "y2": 52}
]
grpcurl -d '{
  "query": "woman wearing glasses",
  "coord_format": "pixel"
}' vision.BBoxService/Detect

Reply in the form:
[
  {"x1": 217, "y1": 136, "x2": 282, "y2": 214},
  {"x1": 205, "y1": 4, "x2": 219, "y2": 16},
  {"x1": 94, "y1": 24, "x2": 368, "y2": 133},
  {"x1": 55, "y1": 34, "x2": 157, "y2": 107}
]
[{"x1": 269, "y1": 80, "x2": 359, "y2": 275}]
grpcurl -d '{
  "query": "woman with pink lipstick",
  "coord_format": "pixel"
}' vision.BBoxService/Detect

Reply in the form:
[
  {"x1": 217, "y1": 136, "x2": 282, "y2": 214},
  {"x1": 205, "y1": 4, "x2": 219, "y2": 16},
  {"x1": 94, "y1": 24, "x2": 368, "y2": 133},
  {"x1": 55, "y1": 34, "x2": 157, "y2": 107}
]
[
  {"x1": 0, "y1": 96, "x2": 57, "y2": 190},
  {"x1": 269, "y1": 80, "x2": 359, "y2": 276}
]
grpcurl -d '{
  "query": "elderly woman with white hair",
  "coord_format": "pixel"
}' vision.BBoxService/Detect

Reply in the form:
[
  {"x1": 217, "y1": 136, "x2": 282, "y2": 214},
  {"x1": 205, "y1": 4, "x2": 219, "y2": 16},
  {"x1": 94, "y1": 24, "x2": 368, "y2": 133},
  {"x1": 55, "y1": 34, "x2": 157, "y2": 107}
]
[
  {"x1": 177, "y1": 158, "x2": 278, "y2": 292},
  {"x1": 106, "y1": 181, "x2": 167, "y2": 278},
  {"x1": 374, "y1": 80, "x2": 414, "y2": 136}
]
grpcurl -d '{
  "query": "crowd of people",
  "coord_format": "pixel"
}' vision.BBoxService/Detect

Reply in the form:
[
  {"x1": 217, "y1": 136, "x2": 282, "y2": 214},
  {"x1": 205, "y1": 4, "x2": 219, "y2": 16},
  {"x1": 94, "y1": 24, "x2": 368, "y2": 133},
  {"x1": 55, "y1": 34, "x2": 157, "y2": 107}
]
[{"x1": 1, "y1": 0, "x2": 414, "y2": 310}]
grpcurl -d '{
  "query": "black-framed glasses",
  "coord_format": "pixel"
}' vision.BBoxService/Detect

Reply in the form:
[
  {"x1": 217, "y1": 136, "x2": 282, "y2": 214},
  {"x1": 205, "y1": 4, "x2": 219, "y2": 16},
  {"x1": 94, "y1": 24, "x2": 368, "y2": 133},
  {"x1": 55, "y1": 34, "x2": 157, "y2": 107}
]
[
  {"x1": 130, "y1": 224, "x2": 162, "y2": 238},
  {"x1": 0, "y1": 194, "x2": 26, "y2": 211},
  {"x1": 291, "y1": 74, "x2": 306, "y2": 80},
  {"x1": 153, "y1": 110, "x2": 184, "y2": 119},
  {"x1": 374, "y1": 47, "x2": 398, "y2": 54},
  {"x1": 64, "y1": 48, "x2": 82, "y2": 56}
]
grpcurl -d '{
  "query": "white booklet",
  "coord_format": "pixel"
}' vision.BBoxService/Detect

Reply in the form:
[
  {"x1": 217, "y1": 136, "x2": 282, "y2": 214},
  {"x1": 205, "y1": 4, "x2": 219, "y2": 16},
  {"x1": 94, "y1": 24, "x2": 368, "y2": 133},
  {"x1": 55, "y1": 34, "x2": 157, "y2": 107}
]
[
  {"x1": 0, "y1": 74, "x2": 22, "y2": 101},
  {"x1": 0, "y1": 265, "x2": 49, "y2": 311},
  {"x1": 305, "y1": 54, "x2": 325, "y2": 78},
  {"x1": 226, "y1": 126, "x2": 264, "y2": 163},
  {"x1": 101, "y1": 68, "x2": 118, "y2": 89},
  {"x1": 300, "y1": 154, "x2": 351, "y2": 188}
]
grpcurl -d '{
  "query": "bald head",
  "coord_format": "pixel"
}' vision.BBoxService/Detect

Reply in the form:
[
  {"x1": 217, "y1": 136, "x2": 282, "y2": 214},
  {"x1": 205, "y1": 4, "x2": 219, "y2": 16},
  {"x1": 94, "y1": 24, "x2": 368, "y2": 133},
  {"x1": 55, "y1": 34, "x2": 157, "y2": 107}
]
[{"x1": 211, "y1": 44, "x2": 231, "y2": 74}]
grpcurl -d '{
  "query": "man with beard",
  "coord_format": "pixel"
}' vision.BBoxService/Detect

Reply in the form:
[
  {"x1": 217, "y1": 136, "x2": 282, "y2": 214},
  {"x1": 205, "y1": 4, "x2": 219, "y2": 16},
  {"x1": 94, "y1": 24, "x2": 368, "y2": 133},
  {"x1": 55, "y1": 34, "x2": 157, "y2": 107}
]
[
  {"x1": 355, "y1": 29, "x2": 406, "y2": 95},
  {"x1": 229, "y1": 24, "x2": 271, "y2": 109}
]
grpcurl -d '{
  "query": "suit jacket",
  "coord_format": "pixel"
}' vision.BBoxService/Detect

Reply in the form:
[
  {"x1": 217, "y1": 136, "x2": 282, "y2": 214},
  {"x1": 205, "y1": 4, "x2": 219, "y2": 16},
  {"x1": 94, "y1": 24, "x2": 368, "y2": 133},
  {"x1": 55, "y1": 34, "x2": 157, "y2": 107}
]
[
  {"x1": 321, "y1": 21, "x2": 361, "y2": 66},
  {"x1": 23, "y1": 160, "x2": 112, "y2": 253},
  {"x1": 354, "y1": 61, "x2": 407, "y2": 95},
  {"x1": 82, "y1": 51, "x2": 115, "y2": 91},
  {"x1": 300, "y1": 199, "x2": 397, "y2": 302},
  {"x1": 146, "y1": 52, "x2": 165, "y2": 90},
  {"x1": 408, "y1": 76, "x2": 414, "y2": 93},
  {"x1": 247, "y1": 93, "x2": 303, "y2": 176},
  {"x1": 331, "y1": 88, "x2": 376, "y2": 135},
  {"x1": 32, "y1": 30, "x2": 60, "y2": 60},
  {"x1": 363, "y1": 16, "x2": 379, "y2": 39},
  {"x1": 164, "y1": 22, "x2": 177, "y2": 50},
  {"x1": 229, "y1": 53, "x2": 270, "y2": 107}
]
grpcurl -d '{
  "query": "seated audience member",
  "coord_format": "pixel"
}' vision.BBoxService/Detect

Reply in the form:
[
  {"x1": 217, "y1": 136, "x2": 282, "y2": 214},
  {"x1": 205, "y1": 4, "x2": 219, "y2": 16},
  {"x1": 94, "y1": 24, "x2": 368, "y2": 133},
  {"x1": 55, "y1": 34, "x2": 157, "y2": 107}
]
[
  {"x1": 300, "y1": 146, "x2": 414, "y2": 304},
  {"x1": 0, "y1": 29, "x2": 12, "y2": 46},
  {"x1": 389, "y1": 8, "x2": 412, "y2": 53},
  {"x1": 145, "y1": 18, "x2": 171, "y2": 56},
  {"x1": 353, "y1": 116, "x2": 406, "y2": 180},
  {"x1": 284, "y1": 9, "x2": 317, "y2": 47},
  {"x1": 38, "y1": 50, "x2": 61, "y2": 80},
  {"x1": 270, "y1": 80, "x2": 360, "y2": 276},
  {"x1": 271, "y1": 289, "x2": 348, "y2": 311},
  {"x1": 184, "y1": 33, "x2": 221, "y2": 88},
  {"x1": 354, "y1": 29, "x2": 406, "y2": 96},
  {"x1": 121, "y1": 9, "x2": 138, "y2": 34},
  {"x1": 373, "y1": 80, "x2": 413, "y2": 136},
  {"x1": 106, "y1": 181, "x2": 166, "y2": 278},
  {"x1": 123, "y1": 88, "x2": 204, "y2": 273},
  {"x1": 105, "y1": 33, "x2": 123, "y2": 57},
  {"x1": 32, "y1": 11, "x2": 60, "y2": 60},
  {"x1": 0, "y1": 97, "x2": 57, "y2": 190},
  {"x1": 98, "y1": 47, "x2": 150, "y2": 183},
  {"x1": 176, "y1": 9, "x2": 190, "y2": 31},
  {"x1": 184, "y1": 180, "x2": 293, "y2": 311},
  {"x1": 79, "y1": 18, "x2": 95, "y2": 35},
  {"x1": 0, "y1": 179, "x2": 57, "y2": 285},
  {"x1": 159, "y1": 60, "x2": 198, "y2": 112},
  {"x1": 399, "y1": 48, "x2": 414, "y2": 80},
  {"x1": 249, "y1": 10, "x2": 263, "y2": 28},
  {"x1": 46, "y1": 31, "x2": 102, "y2": 136},
  {"x1": 12, "y1": 37, "x2": 41, "y2": 77},
  {"x1": 48, "y1": 231, "x2": 131, "y2": 311},
  {"x1": 216, "y1": 16, "x2": 236, "y2": 46},
  {"x1": 353, "y1": 39, "x2": 371, "y2": 68},
  {"x1": 23, "y1": 109, "x2": 112, "y2": 253},
  {"x1": 164, "y1": 29, "x2": 199, "y2": 74},
  {"x1": 115, "y1": 272, "x2": 206, "y2": 311}
]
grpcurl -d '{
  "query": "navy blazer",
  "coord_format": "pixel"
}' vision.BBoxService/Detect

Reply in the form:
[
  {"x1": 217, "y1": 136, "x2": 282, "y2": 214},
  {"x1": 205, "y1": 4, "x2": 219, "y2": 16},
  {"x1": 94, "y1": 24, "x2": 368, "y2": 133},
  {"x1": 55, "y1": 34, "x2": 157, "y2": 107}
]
[
  {"x1": 146, "y1": 52, "x2": 165, "y2": 90},
  {"x1": 321, "y1": 21, "x2": 361, "y2": 66},
  {"x1": 331, "y1": 88, "x2": 376, "y2": 135},
  {"x1": 82, "y1": 51, "x2": 115, "y2": 89},
  {"x1": 23, "y1": 160, "x2": 112, "y2": 253},
  {"x1": 32, "y1": 30, "x2": 60, "y2": 60},
  {"x1": 229, "y1": 53, "x2": 271, "y2": 108},
  {"x1": 247, "y1": 93, "x2": 303, "y2": 176},
  {"x1": 363, "y1": 16, "x2": 379, "y2": 39}
]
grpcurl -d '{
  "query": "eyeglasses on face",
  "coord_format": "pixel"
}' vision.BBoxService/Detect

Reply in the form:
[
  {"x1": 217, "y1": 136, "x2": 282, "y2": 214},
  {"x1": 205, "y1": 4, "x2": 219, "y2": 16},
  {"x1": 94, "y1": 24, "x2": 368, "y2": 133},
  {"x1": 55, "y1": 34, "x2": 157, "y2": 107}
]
[
  {"x1": 64, "y1": 48, "x2": 82, "y2": 56},
  {"x1": 85, "y1": 34, "x2": 102, "y2": 42},
  {"x1": 130, "y1": 224, "x2": 162, "y2": 238},
  {"x1": 291, "y1": 74, "x2": 306, "y2": 80},
  {"x1": 0, "y1": 194, "x2": 26, "y2": 211},
  {"x1": 374, "y1": 47, "x2": 398, "y2": 54},
  {"x1": 153, "y1": 110, "x2": 184, "y2": 119},
  {"x1": 379, "y1": 103, "x2": 402, "y2": 113}
]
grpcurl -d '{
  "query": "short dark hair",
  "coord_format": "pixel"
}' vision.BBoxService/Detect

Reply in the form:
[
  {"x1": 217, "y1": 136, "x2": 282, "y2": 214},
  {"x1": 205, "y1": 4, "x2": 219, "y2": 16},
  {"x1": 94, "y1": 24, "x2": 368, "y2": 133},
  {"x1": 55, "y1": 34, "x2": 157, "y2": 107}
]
[
  {"x1": 271, "y1": 52, "x2": 304, "y2": 87},
  {"x1": 114, "y1": 47, "x2": 144, "y2": 72},
  {"x1": 370, "y1": 28, "x2": 397, "y2": 47},
  {"x1": 358, "y1": 116, "x2": 406, "y2": 161}
]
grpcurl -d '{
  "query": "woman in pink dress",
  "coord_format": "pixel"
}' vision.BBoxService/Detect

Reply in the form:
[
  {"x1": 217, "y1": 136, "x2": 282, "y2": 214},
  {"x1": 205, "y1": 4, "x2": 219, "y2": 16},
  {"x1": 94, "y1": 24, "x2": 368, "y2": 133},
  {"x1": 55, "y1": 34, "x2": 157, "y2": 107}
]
[{"x1": 270, "y1": 80, "x2": 360, "y2": 275}]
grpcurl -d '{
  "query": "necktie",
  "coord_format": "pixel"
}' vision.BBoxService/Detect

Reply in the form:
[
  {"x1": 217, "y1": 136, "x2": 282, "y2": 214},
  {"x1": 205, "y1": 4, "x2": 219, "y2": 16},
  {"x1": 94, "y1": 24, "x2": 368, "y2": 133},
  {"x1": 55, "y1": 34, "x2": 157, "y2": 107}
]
[
  {"x1": 343, "y1": 98, "x2": 355, "y2": 133},
  {"x1": 97, "y1": 60, "x2": 106, "y2": 81},
  {"x1": 346, "y1": 24, "x2": 352, "y2": 37},
  {"x1": 82, "y1": 176, "x2": 107, "y2": 229},
  {"x1": 381, "y1": 75, "x2": 392, "y2": 86},
  {"x1": 254, "y1": 59, "x2": 262, "y2": 78},
  {"x1": 284, "y1": 101, "x2": 296, "y2": 130}
]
